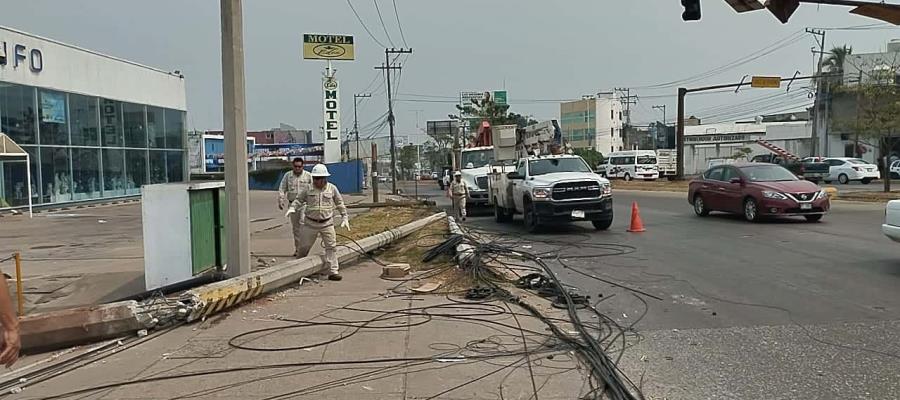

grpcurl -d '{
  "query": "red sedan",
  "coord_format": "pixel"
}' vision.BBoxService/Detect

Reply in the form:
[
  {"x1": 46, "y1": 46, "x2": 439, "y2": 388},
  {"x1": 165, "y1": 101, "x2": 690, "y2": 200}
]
[{"x1": 688, "y1": 163, "x2": 830, "y2": 222}]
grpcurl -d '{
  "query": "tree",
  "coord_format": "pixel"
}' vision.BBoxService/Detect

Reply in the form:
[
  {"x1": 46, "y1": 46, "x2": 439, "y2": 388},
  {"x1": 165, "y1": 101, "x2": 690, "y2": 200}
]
[
  {"x1": 729, "y1": 147, "x2": 754, "y2": 161},
  {"x1": 822, "y1": 45, "x2": 852, "y2": 88},
  {"x1": 399, "y1": 144, "x2": 419, "y2": 180},
  {"x1": 573, "y1": 148, "x2": 604, "y2": 170}
]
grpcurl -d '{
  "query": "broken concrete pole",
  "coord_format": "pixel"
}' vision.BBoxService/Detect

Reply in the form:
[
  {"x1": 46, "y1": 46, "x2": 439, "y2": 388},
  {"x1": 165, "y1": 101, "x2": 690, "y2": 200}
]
[{"x1": 20, "y1": 301, "x2": 143, "y2": 353}]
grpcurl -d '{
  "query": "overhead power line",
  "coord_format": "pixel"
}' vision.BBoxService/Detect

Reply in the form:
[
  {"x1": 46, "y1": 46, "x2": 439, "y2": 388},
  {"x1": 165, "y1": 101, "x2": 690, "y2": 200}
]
[
  {"x1": 392, "y1": 0, "x2": 409, "y2": 47},
  {"x1": 373, "y1": 0, "x2": 396, "y2": 47},
  {"x1": 347, "y1": 0, "x2": 387, "y2": 47}
]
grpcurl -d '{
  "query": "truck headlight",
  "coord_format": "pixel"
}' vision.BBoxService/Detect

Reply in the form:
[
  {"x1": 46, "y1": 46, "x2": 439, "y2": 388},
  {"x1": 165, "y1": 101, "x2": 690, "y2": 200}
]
[
  {"x1": 532, "y1": 188, "x2": 552, "y2": 200},
  {"x1": 601, "y1": 183, "x2": 612, "y2": 197},
  {"x1": 762, "y1": 191, "x2": 788, "y2": 200}
]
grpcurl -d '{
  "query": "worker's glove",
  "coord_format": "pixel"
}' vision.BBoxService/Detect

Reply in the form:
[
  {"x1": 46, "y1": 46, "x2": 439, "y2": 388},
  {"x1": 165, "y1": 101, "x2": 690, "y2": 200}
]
[
  {"x1": 284, "y1": 207, "x2": 296, "y2": 218},
  {"x1": 340, "y1": 216, "x2": 351, "y2": 231}
]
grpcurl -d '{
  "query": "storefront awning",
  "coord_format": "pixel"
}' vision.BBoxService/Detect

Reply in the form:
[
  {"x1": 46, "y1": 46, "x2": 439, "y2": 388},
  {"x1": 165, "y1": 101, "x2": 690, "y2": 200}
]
[{"x1": 0, "y1": 133, "x2": 27, "y2": 158}]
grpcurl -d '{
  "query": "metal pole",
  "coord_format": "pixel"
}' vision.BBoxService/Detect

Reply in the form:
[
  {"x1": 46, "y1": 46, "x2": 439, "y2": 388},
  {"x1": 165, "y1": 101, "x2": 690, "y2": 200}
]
[
  {"x1": 220, "y1": 0, "x2": 250, "y2": 277},
  {"x1": 807, "y1": 28, "x2": 826, "y2": 157},
  {"x1": 676, "y1": 88, "x2": 686, "y2": 179},
  {"x1": 25, "y1": 154, "x2": 32, "y2": 218},
  {"x1": 14, "y1": 252, "x2": 23, "y2": 316},
  {"x1": 371, "y1": 142, "x2": 379, "y2": 203}
]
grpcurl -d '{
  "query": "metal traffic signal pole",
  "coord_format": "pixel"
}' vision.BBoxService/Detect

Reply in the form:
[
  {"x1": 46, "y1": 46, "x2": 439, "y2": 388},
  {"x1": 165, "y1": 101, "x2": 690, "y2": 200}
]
[{"x1": 675, "y1": 73, "x2": 828, "y2": 179}]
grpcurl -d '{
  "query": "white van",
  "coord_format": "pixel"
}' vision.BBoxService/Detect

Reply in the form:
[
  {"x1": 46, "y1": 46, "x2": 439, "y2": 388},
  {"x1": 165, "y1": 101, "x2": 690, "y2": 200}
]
[{"x1": 601, "y1": 150, "x2": 659, "y2": 181}]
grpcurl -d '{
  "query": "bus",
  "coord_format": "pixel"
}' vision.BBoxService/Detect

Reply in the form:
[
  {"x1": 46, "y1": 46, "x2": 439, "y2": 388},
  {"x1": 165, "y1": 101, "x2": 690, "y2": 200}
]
[{"x1": 601, "y1": 150, "x2": 659, "y2": 181}]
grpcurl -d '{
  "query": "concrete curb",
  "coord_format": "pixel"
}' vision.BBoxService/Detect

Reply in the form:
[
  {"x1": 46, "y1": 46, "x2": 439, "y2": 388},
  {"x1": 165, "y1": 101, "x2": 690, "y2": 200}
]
[{"x1": 181, "y1": 211, "x2": 448, "y2": 322}]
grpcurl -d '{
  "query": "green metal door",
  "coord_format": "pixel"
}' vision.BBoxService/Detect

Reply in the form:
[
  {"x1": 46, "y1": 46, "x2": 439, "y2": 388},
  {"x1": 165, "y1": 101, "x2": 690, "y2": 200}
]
[
  {"x1": 215, "y1": 188, "x2": 227, "y2": 266},
  {"x1": 189, "y1": 189, "x2": 217, "y2": 274}
]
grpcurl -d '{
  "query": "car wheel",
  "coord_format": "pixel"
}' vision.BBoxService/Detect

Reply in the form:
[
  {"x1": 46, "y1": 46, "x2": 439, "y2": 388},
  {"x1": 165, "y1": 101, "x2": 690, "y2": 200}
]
[
  {"x1": 743, "y1": 197, "x2": 760, "y2": 222},
  {"x1": 861, "y1": 178, "x2": 872, "y2": 184},
  {"x1": 693, "y1": 195, "x2": 709, "y2": 216},
  {"x1": 838, "y1": 174, "x2": 850, "y2": 184},
  {"x1": 805, "y1": 214, "x2": 823, "y2": 223},
  {"x1": 624, "y1": 173, "x2": 632, "y2": 182},
  {"x1": 592, "y1": 218, "x2": 613, "y2": 231},
  {"x1": 523, "y1": 201, "x2": 539, "y2": 233}
]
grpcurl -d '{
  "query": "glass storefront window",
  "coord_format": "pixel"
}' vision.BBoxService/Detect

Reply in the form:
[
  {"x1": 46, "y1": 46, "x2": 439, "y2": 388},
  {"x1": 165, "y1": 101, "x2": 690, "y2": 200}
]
[
  {"x1": 100, "y1": 98, "x2": 123, "y2": 147},
  {"x1": 102, "y1": 148, "x2": 125, "y2": 196},
  {"x1": 147, "y1": 106, "x2": 165, "y2": 148},
  {"x1": 123, "y1": 103, "x2": 146, "y2": 148},
  {"x1": 166, "y1": 151, "x2": 184, "y2": 183},
  {"x1": 125, "y1": 150, "x2": 147, "y2": 195},
  {"x1": 40, "y1": 147, "x2": 72, "y2": 203},
  {"x1": 149, "y1": 150, "x2": 167, "y2": 184},
  {"x1": 164, "y1": 109, "x2": 185, "y2": 149},
  {"x1": 39, "y1": 90, "x2": 70, "y2": 145},
  {"x1": 71, "y1": 148, "x2": 101, "y2": 200},
  {"x1": 0, "y1": 158, "x2": 28, "y2": 207},
  {"x1": 70, "y1": 94, "x2": 99, "y2": 146},
  {"x1": 0, "y1": 84, "x2": 37, "y2": 144}
]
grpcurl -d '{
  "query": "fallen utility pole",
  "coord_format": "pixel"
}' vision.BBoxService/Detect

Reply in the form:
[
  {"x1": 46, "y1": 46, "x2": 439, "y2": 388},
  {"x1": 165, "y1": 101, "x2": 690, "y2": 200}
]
[{"x1": 675, "y1": 73, "x2": 836, "y2": 179}]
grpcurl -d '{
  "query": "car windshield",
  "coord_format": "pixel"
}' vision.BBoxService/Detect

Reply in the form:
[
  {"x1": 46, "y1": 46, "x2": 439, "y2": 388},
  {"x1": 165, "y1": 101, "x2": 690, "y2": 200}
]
[
  {"x1": 636, "y1": 156, "x2": 657, "y2": 165},
  {"x1": 847, "y1": 159, "x2": 869, "y2": 165},
  {"x1": 738, "y1": 165, "x2": 798, "y2": 182},
  {"x1": 460, "y1": 149, "x2": 494, "y2": 169},
  {"x1": 529, "y1": 158, "x2": 591, "y2": 176}
]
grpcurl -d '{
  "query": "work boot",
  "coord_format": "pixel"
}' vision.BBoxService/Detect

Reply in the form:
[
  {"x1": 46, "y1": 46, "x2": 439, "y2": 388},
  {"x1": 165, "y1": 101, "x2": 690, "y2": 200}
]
[{"x1": 328, "y1": 273, "x2": 343, "y2": 281}]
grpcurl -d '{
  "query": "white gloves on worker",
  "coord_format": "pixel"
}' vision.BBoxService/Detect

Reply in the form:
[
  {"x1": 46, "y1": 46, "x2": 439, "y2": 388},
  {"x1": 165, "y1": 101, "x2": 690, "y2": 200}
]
[
  {"x1": 284, "y1": 207, "x2": 296, "y2": 218},
  {"x1": 340, "y1": 215, "x2": 351, "y2": 231}
]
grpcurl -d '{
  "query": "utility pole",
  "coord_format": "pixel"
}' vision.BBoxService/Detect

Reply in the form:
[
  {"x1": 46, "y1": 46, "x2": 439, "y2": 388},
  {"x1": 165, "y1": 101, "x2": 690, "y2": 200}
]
[
  {"x1": 371, "y1": 142, "x2": 379, "y2": 203},
  {"x1": 353, "y1": 93, "x2": 371, "y2": 192},
  {"x1": 220, "y1": 0, "x2": 250, "y2": 277},
  {"x1": 614, "y1": 87, "x2": 638, "y2": 125},
  {"x1": 652, "y1": 104, "x2": 666, "y2": 150},
  {"x1": 374, "y1": 47, "x2": 413, "y2": 194},
  {"x1": 807, "y1": 28, "x2": 826, "y2": 157}
]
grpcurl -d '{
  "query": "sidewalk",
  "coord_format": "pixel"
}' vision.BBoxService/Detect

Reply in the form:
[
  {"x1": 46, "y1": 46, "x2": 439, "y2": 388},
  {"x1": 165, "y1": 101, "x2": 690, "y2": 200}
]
[
  {"x1": 10, "y1": 260, "x2": 586, "y2": 400},
  {"x1": 0, "y1": 190, "x2": 372, "y2": 314}
]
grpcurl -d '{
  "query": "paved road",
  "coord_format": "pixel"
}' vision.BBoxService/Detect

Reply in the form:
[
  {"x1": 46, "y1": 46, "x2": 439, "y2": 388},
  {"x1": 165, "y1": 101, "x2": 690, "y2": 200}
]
[{"x1": 393, "y1": 180, "x2": 900, "y2": 399}]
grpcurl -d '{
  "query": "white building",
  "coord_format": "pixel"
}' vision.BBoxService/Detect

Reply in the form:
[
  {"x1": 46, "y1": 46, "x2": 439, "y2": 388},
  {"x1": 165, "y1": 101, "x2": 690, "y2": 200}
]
[
  {"x1": 560, "y1": 92, "x2": 624, "y2": 154},
  {"x1": 0, "y1": 25, "x2": 187, "y2": 210}
]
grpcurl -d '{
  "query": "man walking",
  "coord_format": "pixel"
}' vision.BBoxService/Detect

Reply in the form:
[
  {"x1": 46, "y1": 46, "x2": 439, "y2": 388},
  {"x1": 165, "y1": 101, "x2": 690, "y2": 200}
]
[
  {"x1": 278, "y1": 157, "x2": 313, "y2": 257},
  {"x1": 286, "y1": 164, "x2": 350, "y2": 281},
  {"x1": 448, "y1": 171, "x2": 468, "y2": 221}
]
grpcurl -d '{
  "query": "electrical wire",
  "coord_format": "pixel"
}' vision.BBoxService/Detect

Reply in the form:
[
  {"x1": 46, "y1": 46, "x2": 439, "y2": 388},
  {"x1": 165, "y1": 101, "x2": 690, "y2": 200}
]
[
  {"x1": 391, "y1": 0, "x2": 409, "y2": 47},
  {"x1": 372, "y1": 0, "x2": 396, "y2": 47},
  {"x1": 346, "y1": 0, "x2": 387, "y2": 48}
]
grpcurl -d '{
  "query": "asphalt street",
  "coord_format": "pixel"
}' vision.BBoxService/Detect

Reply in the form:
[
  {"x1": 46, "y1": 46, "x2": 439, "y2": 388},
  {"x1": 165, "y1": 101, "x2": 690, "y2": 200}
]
[{"x1": 392, "y1": 180, "x2": 900, "y2": 399}]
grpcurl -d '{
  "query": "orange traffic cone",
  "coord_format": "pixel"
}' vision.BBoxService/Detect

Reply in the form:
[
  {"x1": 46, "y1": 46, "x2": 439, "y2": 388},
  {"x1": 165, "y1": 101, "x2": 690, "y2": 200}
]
[{"x1": 627, "y1": 201, "x2": 646, "y2": 233}]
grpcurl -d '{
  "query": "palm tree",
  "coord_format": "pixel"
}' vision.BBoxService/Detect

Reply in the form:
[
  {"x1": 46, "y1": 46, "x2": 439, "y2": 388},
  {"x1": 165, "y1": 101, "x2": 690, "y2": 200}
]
[{"x1": 822, "y1": 45, "x2": 852, "y2": 87}]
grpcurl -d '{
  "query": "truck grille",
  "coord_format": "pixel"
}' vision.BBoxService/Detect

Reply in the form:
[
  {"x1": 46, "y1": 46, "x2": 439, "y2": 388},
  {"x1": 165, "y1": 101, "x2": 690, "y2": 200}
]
[
  {"x1": 475, "y1": 176, "x2": 488, "y2": 190},
  {"x1": 552, "y1": 181, "x2": 601, "y2": 200}
]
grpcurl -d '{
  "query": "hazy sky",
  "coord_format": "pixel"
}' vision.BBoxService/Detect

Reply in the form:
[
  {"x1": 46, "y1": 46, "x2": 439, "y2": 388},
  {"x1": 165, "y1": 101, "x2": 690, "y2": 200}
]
[{"x1": 4, "y1": 1, "x2": 899, "y2": 144}]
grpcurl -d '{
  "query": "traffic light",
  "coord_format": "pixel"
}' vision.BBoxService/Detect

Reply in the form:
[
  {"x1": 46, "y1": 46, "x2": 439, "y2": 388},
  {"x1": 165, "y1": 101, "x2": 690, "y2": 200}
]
[
  {"x1": 682, "y1": 0, "x2": 701, "y2": 21},
  {"x1": 766, "y1": 0, "x2": 799, "y2": 23}
]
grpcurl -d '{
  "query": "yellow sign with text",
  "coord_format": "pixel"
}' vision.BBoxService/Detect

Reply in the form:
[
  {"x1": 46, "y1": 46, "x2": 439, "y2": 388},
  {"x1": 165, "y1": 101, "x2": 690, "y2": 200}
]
[
  {"x1": 303, "y1": 34, "x2": 355, "y2": 61},
  {"x1": 751, "y1": 76, "x2": 781, "y2": 88}
]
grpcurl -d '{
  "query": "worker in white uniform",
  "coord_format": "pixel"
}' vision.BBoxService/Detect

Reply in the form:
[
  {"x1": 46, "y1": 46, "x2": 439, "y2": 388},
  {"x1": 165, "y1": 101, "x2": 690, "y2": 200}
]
[
  {"x1": 278, "y1": 157, "x2": 313, "y2": 257},
  {"x1": 285, "y1": 164, "x2": 350, "y2": 281},
  {"x1": 447, "y1": 171, "x2": 468, "y2": 221}
]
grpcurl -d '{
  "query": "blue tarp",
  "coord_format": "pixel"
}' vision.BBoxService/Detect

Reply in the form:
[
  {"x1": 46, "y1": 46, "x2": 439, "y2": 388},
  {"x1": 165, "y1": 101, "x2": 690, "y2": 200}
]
[{"x1": 252, "y1": 160, "x2": 364, "y2": 194}]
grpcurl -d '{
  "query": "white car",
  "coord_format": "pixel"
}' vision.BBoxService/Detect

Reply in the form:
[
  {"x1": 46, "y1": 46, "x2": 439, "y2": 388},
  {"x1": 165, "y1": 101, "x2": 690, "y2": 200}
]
[
  {"x1": 822, "y1": 157, "x2": 880, "y2": 184},
  {"x1": 889, "y1": 160, "x2": 900, "y2": 179},
  {"x1": 883, "y1": 200, "x2": 900, "y2": 242}
]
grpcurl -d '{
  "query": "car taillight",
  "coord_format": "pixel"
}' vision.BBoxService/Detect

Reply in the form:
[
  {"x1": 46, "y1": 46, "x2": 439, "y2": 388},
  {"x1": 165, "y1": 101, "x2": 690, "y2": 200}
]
[{"x1": 853, "y1": 166, "x2": 863, "y2": 171}]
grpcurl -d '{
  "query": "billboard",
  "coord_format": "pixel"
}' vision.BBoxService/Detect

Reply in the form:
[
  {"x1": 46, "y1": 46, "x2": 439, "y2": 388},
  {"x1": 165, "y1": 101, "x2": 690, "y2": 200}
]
[
  {"x1": 323, "y1": 76, "x2": 341, "y2": 162},
  {"x1": 302, "y1": 34, "x2": 355, "y2": 61}
]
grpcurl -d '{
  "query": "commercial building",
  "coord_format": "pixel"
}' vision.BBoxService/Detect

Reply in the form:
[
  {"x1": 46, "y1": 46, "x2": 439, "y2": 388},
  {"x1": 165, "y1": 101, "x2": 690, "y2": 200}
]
[
  {"x1": 0, "y1": 26, "x2": 187, "y2": 210},
  {"x1": 560, "y1": 93, "x2": 624, "y2": 154},
  {"x1": 682, "y1": 120, "x2": 815, "y2": 175}
]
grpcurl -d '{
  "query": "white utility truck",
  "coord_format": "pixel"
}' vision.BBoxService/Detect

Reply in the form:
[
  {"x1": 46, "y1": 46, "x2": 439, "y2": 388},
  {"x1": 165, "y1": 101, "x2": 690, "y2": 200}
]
[{"x1": 487, "y1": 120, "x2": 614, "y2": 232}]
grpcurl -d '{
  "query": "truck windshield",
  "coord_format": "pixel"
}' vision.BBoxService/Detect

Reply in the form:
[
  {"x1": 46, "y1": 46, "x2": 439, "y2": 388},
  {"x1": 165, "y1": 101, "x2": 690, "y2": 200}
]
[
  {"x1": 636, "y1": 156, "x2": 657, "y2": 165},
  {"x1": 528, "y1": 158, "x2": 591, "y2": 176},
  {"x1": 461, "y1": 149, "x2": 494, "y2": 168}
]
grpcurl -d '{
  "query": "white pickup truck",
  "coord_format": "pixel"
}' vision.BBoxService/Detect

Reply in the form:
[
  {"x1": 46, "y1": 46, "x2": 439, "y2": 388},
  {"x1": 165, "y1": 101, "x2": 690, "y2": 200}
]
[{"x1": 489, "y1": 154, "x2": 613, "y2": 232}]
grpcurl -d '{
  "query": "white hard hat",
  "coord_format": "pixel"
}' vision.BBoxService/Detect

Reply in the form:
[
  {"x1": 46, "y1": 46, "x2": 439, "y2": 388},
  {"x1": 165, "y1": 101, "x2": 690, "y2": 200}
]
[
  {"x1": 454, "y1": 171, "x2": 462, "y2": 176},
  {"x1": 310, "y1": 164, "x2": 331, "y2": 177}
]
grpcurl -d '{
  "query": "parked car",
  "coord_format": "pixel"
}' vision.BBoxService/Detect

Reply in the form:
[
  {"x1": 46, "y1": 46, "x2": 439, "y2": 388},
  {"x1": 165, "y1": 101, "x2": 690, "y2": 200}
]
[
  {"x1": 883, "y1": 200, "x2": 900, "y2": 242},
  {"x1": 688, "y1": 163, "x2": 829, "y2": 222},
  {"x1": 822, "y1": 157, "x2": 880, "y2": 184},
  {"x1": 749, "y1": 154, "x2": 829, "y2": 183},
  {"x1": 889, "y1": 160, "x2": 900, "y2": 179}
]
